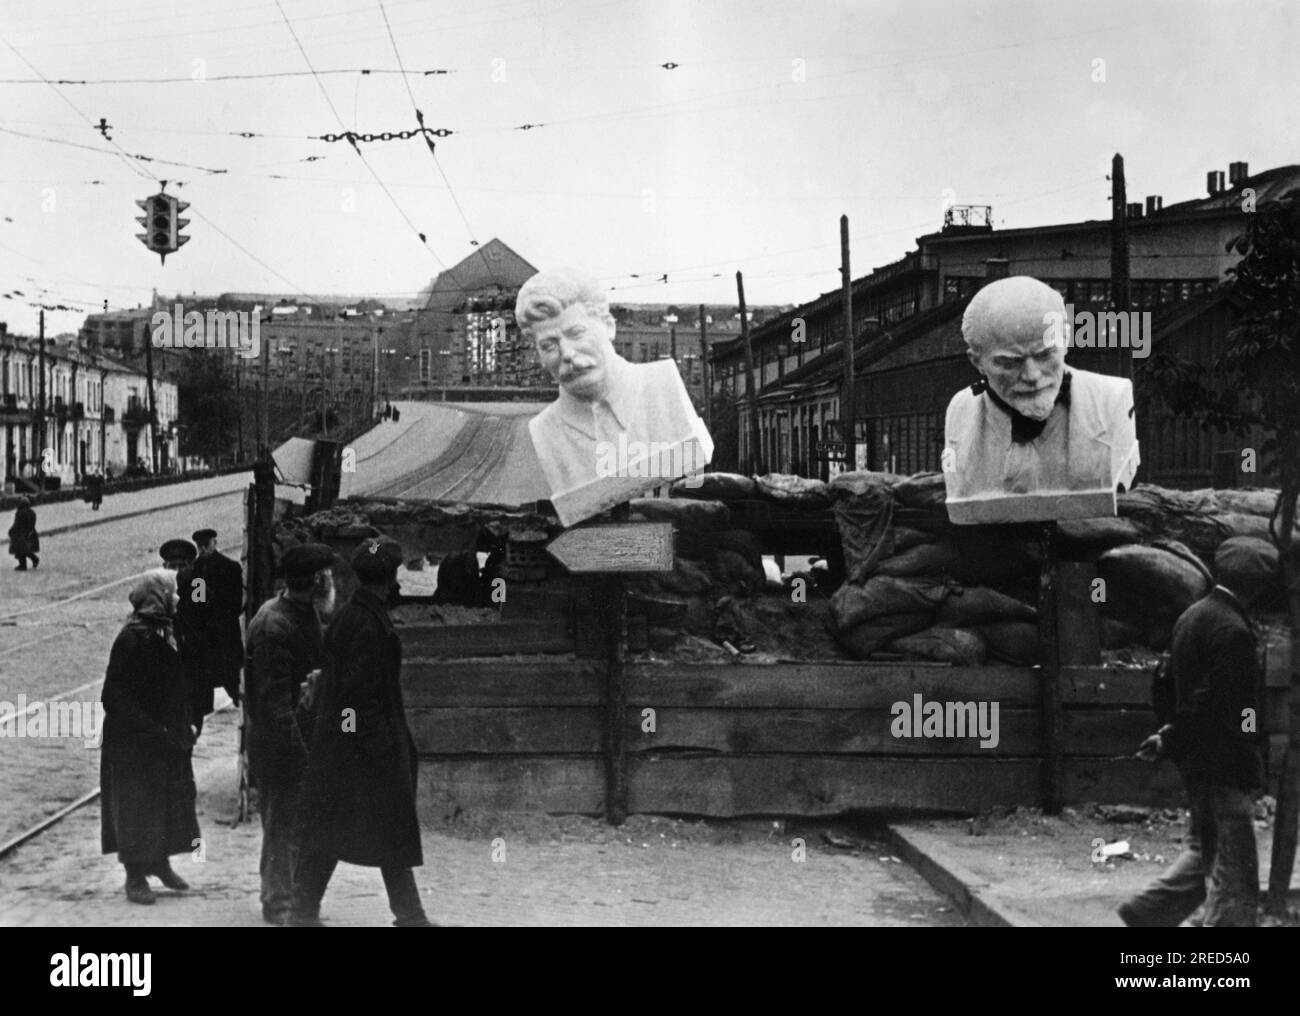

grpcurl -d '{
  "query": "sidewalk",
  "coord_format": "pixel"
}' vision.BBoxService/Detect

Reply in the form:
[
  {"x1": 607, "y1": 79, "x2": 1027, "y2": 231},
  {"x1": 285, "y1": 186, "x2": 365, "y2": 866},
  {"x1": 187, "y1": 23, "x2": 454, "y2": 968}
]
[
  {"x1": 889, "y1": 804, "x2": 1300, "y2": 927},
  {"x1": 5, "y1": 471, "x2": 252, "y2": 544}
]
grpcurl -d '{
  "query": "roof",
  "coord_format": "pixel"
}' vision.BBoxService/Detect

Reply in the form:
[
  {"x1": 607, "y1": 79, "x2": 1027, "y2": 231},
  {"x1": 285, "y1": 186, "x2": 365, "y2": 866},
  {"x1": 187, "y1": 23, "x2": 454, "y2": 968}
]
[{"x1": 420, "y1": 239, "x2": 539, "y2": 311}]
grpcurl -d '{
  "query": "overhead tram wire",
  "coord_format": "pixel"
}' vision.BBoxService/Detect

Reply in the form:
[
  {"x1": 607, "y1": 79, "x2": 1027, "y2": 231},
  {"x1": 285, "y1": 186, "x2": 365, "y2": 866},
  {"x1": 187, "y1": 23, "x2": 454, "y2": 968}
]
[
  {"x1": 0, "y1": 33, "x2": 153, "y2": 183},
  {"x1": 376, "y1": 0, "x2": 501, "y2": 296},
  {"x1": 274, "y1": 0, "x2": 448, "y2": 271},
  {"x1": 0, "y1": 33, "x2": 336, "y2": 316}
]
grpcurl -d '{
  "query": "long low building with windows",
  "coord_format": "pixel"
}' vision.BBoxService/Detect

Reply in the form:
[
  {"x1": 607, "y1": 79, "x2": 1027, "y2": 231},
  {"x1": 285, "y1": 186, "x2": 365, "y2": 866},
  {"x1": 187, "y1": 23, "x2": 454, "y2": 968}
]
[{"x1": 0, "y1": 324, "x2": 178, "y2": 492}]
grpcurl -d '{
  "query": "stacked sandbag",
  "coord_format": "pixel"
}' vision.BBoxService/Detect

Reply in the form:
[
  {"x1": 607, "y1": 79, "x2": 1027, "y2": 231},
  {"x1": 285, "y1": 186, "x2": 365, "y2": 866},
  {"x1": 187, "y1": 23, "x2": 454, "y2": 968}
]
[
  {"x1": 670, "y1": 472, "x2": 756, "y2": 501},
  {"x1": 754, "y1": 473, "x2": 832, "y2": 508},
  {"x1": 1096, "y1": 540, "x2": 1213, "y2": 649}
]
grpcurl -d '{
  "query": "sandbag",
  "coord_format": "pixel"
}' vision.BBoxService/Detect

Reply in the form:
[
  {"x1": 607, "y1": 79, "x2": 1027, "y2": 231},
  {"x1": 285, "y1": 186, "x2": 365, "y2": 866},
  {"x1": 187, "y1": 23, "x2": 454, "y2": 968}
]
[
  {"x1": 979, "y1": 621, "x2": 1040, "y2": 665},
  {"x1": 709, "y1": 549, "x2": 765, "y2": 594},
  {"x1": 631, "y1": 497, "x2": 730, "y2": 530},
  {"x1": 876, "y1": 542, "x2": 961, "y2": 577},
  {"x1": 1211, "y1": 489, "x2": 1280, "y2": 517},
  {"x1": 755, "y1": 473, "x2": 832, "y2": 507},
  {"x1": 833, "y1": 486, "x2": 895, "y2": 584},
  {"x1": 892, "y1": 472, "x2": 947, "y2": 510},
  {"x1": 937, "y1": 585, "x2": 1037, "y2": 626},
  {"x1": 1118, "y1": 486, "x2": 1232, "y2": 557},
  {"x1": 890, "y1": 626, "x2": 988, "y2": 666},
  {"x1": 1057, "y1": 516, "x2": 1142, "y2": 549},
  {"x1": 1149, "y1": 538, "x2": 1213, "y2": 584},
  {"x1": 828, "y1": 575, "x2": 951, "y2": 633},
  {"x1": 835, "y1": 612, "x2": 933, "y2": 659},
  {"x1": 1100, "y1": 617, "x2": 1145, "y2": 650},
  {"x1": 671, "y1": 472, "x2": 756, "y2": 500},
  {"x1": 828, "y1": 470, "x2": 905, "y2": 499},
  {"x1": 1097, "y1": 543, "x2": 1212, "y2": 624},
  {"x1": 892, "y1": 526, "x2": 939, "y2": 552},
  {"x1": 653, "y1": 557, "x2": 714, "y2": 596}
]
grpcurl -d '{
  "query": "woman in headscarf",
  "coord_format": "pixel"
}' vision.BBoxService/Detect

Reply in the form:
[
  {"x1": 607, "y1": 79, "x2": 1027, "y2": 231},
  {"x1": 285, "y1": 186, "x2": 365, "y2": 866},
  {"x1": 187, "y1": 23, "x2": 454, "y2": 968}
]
[
  {"x1": 100, "y1": 568, "x2": 201, "y2": 905},
  {"x1": 8, "y1": 496, "x2": 39, "y2": 570}
]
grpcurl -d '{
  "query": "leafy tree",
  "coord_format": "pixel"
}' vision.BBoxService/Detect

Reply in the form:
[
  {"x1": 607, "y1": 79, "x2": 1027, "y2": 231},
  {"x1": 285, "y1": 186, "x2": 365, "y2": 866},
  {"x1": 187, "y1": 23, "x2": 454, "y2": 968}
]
[
  {"x1": 1146, "y1": 186, "x2": 1300, "y2": 912},
  {"x1": 175, "y1": 352, "x2": 239, "y2": 464}
]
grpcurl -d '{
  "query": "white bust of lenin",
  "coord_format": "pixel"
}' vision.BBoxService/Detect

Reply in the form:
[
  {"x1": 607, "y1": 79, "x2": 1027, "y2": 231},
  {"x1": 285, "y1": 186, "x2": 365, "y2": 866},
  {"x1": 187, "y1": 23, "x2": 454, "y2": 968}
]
[
  {"x1": 517, "y1": 268, "x2": 713, "y2": 527},
  {"x1": 942, "y1": 275, "x2": 1139, "y2": 524}
]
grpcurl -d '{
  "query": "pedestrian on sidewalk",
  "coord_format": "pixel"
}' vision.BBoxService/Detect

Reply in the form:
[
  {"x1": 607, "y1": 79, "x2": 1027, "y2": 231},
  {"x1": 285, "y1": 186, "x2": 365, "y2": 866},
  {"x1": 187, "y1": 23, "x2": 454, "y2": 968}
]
[
  {"x1": 1117, "y1": 538, "x2": 1273, "y2": 928},
  {"x1": 290, "y1": 538, "x2": 434, "y2": 927},
  {"x1": 100, "y1": 568, "x2": 200, "y2": 906},
  {"x1": 185, "y1": 529, "x2": 245, "y2": 733},
  {"x1": 8, "y1": 496, "x2": 39, "y2": 571},
  {"x1": 85, "y1": 471, "x2": 104, "y2": 511},
  {"x1": 244, "y1": 543, "x2": 336, "y2": 926}
]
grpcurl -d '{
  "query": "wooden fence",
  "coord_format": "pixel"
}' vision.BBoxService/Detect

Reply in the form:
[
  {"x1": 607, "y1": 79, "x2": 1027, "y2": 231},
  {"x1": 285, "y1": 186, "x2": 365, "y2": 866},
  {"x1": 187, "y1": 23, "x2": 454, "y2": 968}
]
[{"x1": 399, "y1": 610, "x2": 1217, "y2": 820}]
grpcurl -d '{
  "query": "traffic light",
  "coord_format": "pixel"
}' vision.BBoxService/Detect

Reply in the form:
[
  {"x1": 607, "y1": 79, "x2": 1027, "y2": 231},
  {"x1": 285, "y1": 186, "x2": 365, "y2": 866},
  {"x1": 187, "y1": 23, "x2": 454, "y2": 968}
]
[{"x1": 134, "y1": 192, "x2": 190, "y2": 263}]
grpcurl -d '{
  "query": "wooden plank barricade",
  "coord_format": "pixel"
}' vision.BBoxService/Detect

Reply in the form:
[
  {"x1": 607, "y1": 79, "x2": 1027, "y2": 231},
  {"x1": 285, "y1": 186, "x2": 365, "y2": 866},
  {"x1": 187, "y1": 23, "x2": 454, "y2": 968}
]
[{"x1": 400, "y1": 648, "x2": 1185, "y2": 820}]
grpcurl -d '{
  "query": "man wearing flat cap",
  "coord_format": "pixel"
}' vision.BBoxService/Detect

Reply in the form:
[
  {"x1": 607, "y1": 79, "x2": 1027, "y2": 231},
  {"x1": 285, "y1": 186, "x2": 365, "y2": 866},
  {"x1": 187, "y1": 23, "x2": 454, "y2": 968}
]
[
  {"x1": 182, "y1": 529, "x2": 245, "y2": 732},
  {"x1": 292, "y1": 538, "x2": 434, "y2": 926},
  {"x1": 942, "y1": 275, "x2": 1139, "y2": 524},
  {"x1": 243, "y1": 541, "x2": 337, "y2": 925},
  {"x1": 1118, "y1": 537, "x2": 1272, "y2": 927},
  {"x1": 159, "y1": 539, "x2": 197, "y2": 572}
]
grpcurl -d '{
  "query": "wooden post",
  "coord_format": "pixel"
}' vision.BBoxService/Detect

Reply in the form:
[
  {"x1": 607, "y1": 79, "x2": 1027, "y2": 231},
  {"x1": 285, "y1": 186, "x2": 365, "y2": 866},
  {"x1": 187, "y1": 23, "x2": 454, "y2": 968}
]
[
  {"x1": 603, "y1": 574, "x2": 629, "y2": 825},
  {"x1": 1038, "y1": 522, "x2": 1063, "y2": 813},
  {"x1": 1110, "y1": 153, "x2": 1132, "y2": 383},
  {"x1": 841, "y1": 214, "x2": 856, "y2": 471},
  {"x1": 1268, "y1": 515, "x2": 1300, "y2": 911},
  {"x1": 736, "y1": 272, "x2": 762, "y2": 474},
  {"x1": 698, "y1": 304, "x2": 711, "y2": 433}
]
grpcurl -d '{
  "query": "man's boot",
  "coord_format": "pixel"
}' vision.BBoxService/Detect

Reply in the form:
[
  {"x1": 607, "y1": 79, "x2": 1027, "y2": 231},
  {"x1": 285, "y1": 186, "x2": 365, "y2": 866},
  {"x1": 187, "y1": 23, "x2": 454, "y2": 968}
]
[
  {"x1": 124, "y1": 863, "x2": 156, "y2": 905},
  {"x1": 383, "y1": 867, "x2": 436, "y2": 927},
  {"x1": 150, "y1": 858, "x2": 190, "y2": 891}
]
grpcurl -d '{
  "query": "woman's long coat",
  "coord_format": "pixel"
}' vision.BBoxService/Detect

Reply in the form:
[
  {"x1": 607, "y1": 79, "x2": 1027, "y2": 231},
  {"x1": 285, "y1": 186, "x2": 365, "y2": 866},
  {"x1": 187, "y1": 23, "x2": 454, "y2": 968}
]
[
  {"x1": 296, "y1": 588, "x2": 422, "y2": 868},
  {"x1": 100, "y1": 618, "x2": 201, "y2": 863}
]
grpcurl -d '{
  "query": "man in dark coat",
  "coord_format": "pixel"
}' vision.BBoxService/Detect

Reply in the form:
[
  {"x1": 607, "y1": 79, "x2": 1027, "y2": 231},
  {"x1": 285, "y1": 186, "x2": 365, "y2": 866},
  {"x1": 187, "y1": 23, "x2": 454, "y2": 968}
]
[
  {"x1": 1118, "y1": 538, "x2": 1272, "y2": 927},
  {"x1": 244, "y1": 543, "x2": 335, "y2": 926},
  {"x1": 184, "y1": 529, "x2": 245, "y2": 732},
  {"x1": 290, "y1": 538, "x2": 433, "y2": 927},
  {"x1": 8, "y1": 496, "x2": 39, "y2": 570},
  {"x1": 101, "y1": 569, "x2": 200, "y2": 904}
]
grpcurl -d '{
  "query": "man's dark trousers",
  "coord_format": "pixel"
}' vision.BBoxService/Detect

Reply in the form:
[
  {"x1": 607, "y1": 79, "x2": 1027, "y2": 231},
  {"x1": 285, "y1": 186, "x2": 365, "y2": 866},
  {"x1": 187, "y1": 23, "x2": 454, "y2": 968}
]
[
  {"x1": 258, "y1": 772, "x2": 302, "y2": 923},
  {"x1": 291, "y1": 852, "x2": 427, "y2": 926},
  {"x1": 1121, "y1": 768, "x2": 1258, "y2": 927}
]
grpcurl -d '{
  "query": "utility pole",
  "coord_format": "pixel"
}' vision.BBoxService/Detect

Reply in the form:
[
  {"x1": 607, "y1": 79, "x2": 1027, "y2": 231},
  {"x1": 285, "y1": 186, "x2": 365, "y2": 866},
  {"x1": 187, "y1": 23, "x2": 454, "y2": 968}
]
[
  {"x1": 143, "y1": 314, "x2": 159, "y2": 473},
  {"x1": 36, "y1": 309, "x2": 46, "y2": 484},
  {"x1": 841, "y1": 214, "x2": 856, "y2": 472},
  {"x1": 260, "y1": 320, "x2": 270, "y2": 459},
  {"x1": 1110, "y1": 153, "x2": 1132, "y2": 382},
  {"x1": 670, "y1": 322, "x2": 677, "y2": 365},
  {"x1": 698, "y1": 304, "x2": 710, "y2": 432},
  {"x1": 736, "y1": 271, "x2": 762, "y2": 474}
]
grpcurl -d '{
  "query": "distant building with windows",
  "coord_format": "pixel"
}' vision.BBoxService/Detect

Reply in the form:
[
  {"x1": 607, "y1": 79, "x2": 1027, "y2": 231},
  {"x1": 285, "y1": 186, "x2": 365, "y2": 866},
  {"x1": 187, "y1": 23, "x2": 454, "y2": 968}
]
[
  {"x1": 1, "y1": 323, "x2": 178, "y2": 490},
  {"x1": 710, "y1": 159, "x2": 1300, "y2": 487}
]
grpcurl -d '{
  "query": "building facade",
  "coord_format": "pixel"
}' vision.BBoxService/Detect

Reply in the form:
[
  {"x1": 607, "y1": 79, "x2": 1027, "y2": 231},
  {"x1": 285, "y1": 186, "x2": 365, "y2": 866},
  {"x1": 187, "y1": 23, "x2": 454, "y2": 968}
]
[
  {"x1": 710, "y1": 159, "x2": 1299, "y2": 487},
  {"x1": 1, "y1": 324, "x2": 178, "y2": 490}
]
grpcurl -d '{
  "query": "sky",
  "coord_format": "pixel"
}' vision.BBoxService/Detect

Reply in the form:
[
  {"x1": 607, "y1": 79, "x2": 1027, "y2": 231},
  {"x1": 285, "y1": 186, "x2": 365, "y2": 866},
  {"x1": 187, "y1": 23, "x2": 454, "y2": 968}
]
[{"x1": 1, "y1": 0, "x2": 1297, "y2": 337}]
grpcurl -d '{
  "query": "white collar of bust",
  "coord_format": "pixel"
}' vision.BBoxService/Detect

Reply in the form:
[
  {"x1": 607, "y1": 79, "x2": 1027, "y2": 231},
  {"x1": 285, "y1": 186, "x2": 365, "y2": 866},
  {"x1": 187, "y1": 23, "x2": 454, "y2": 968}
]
[{"x1": 557, "y1": 353, "x2": 633, "y2": 432}]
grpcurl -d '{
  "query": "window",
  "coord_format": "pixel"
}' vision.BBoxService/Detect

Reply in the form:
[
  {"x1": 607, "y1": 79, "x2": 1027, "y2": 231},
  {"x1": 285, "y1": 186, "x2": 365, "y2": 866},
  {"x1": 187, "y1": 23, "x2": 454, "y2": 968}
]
[{"x1": 418, "y1": 348, "x2": 432, "y2": 381}]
